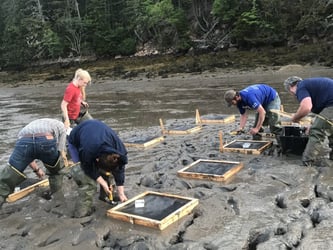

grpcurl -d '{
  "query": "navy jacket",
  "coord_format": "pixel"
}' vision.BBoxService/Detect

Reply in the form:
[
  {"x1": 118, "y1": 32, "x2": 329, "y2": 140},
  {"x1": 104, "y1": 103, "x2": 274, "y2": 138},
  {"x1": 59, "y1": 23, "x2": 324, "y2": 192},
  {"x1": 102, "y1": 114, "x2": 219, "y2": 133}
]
[{"x1": 68, "y1": 119, "x2": 128, "y2": 185}]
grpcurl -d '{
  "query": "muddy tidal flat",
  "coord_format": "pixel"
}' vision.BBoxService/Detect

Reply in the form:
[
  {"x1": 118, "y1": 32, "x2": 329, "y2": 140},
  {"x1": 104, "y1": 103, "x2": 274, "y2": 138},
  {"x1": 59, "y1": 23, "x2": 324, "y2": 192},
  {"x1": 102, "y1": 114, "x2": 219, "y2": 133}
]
[{"x1": 0, "y1": 64, "x2": 333, "y2": 249}]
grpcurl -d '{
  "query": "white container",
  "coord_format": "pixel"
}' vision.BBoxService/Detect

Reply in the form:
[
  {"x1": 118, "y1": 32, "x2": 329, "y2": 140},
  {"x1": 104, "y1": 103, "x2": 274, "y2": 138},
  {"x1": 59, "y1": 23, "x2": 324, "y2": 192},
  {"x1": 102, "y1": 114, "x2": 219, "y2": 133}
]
[
  {"x1": 135, "y1": 199, "x2": 145, "y2": 208},
  {"x1": 242, "y1": 142, "x2": 251, "y2": 148},
  {"x1": 66, "y1": 127, "x2": 72, "y2": 136}
]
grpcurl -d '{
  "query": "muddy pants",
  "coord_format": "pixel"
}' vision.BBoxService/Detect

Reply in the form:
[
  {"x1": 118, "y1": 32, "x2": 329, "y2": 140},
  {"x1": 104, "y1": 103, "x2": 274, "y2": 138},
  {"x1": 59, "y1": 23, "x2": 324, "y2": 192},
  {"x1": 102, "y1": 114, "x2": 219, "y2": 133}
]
[
  {"x1": 302, "y1": 107, "x2": 333, "y2": 166},
  {"x1": 254, "y1": 94, "x2": 282, "y2": 136}
]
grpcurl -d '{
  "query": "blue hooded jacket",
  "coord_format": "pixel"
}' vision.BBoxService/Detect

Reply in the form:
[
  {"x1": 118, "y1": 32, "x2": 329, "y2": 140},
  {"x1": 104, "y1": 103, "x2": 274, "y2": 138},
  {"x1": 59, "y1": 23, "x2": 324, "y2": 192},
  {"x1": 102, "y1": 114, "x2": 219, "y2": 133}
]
[{"x1": 68, "y1": 119, "x2": 128, "y2": 185}]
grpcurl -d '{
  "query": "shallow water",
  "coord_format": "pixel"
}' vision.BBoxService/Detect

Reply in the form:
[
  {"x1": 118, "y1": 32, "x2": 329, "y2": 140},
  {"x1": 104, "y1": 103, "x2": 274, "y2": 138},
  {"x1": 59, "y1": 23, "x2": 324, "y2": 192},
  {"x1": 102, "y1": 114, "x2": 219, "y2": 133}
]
[{"x1": 0, "y1": 66, "x2": 332, "y2": 164}]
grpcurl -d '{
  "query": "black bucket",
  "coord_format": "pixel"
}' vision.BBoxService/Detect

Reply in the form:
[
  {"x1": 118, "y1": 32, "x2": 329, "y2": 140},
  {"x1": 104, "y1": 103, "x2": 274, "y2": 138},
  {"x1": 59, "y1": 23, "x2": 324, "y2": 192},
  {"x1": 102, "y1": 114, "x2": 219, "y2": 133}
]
[{"x1": 279, "y1": 126, "x2": 309, "y2": 155}]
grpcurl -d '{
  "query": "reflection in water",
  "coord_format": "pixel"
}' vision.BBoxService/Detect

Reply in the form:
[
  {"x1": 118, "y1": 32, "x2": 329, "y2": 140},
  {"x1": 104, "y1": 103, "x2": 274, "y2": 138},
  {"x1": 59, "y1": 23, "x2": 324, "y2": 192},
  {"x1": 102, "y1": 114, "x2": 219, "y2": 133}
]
[{"x1": 0, "y1": 67, "x2": 332, "y2": 162}]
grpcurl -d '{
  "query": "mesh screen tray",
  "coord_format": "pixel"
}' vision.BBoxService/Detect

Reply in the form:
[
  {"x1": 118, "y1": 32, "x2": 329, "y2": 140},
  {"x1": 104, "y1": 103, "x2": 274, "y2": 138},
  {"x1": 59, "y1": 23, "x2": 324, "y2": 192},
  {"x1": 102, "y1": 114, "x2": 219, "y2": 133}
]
[
  {"x1": 107, "y1": 191, "x2": 199, "y2": 230},
  {"x1": 177, "y1": 159, "x2": 243, "y2": 182}
]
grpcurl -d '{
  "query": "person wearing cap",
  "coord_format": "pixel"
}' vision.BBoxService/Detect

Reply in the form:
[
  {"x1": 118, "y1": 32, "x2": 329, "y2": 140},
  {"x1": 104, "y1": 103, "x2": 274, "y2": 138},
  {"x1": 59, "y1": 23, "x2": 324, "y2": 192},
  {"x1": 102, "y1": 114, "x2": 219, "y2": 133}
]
[
  {"x1": 68, "y1": 119, "x2": 128, "y2": 218},
  {"x1": 224, "y1": 84, "x2": 282, "y2": 138},
  {"x1": 283, "y1": 76, "x2": 333, "y2": 167}
]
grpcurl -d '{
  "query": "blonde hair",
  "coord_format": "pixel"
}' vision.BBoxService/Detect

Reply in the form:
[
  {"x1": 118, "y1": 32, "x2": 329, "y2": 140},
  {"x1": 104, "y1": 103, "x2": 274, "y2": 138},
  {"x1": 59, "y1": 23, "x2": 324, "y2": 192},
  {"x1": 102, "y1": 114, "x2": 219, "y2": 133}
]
[{"x1": 74, "y1": 68, "x2": 91, "y2": 84}]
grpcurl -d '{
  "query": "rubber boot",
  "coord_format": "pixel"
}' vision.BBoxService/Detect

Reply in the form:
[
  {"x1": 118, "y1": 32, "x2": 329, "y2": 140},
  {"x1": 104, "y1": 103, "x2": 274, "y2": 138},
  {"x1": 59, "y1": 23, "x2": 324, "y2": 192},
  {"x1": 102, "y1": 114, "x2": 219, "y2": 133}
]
[
  {"x1": 44, "y1": 156, "x2": 65, "y2": 200},
  {"x1": 0, "y1": 166, "x2": 26, "y2": 208},
  {"x1": 71, "y1": 164, "x2": 96, "y2": 218},
  {"x1": 302, "y1": 142, "x2": 331, "y2": 167}
]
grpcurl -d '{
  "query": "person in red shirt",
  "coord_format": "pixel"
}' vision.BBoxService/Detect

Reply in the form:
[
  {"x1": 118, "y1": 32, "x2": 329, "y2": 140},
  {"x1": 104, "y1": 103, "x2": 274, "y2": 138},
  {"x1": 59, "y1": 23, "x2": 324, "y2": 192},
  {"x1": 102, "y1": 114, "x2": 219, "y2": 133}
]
[{"x1": 61, "y1": 68, "x2": 91, "y2": 129}]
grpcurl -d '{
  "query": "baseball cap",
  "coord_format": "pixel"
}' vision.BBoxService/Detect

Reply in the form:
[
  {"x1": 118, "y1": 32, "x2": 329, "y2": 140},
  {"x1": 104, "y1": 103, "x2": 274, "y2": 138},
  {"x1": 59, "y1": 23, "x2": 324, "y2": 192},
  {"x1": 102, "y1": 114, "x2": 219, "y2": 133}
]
[
  {"x1": 224, "y1": 90, "x2": 236, "y2": 107},
  {"x1": 284, "y1": 76, "x2": 302, "y2": 91}
]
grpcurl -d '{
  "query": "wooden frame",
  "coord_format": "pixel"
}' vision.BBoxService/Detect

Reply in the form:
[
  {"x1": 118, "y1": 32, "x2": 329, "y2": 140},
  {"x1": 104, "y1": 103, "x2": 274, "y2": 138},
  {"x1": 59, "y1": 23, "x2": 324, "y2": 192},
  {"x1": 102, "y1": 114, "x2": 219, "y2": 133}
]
[
  {"x1": 258, "y1": 132, "x2": 275, "y2": 138},
  {"x1": 6, "y1": 163, "x2": 79, "y2": 203},
  {"x1": 195, "y1": 109, "x2": 236, "y2": 124},
  {"x1": 107, "y1": 191, "x2": 199, "y2": 230},
  {"x1": 124, "y1": 135, "x2": 164, "y2": 149},
  {"x1": 6, "y1": 179, "x2": 49, "y2": 203},
  {"x1": 270, "y1": 109, "x2": 312, "y2": 126},
  {"x1": 219, "y1": 132, "x2": 272, "y2": 155},
  {"x1": 177, "y1": 159, "x2": 243, "y2": 182},
  {"x1": 159, "y1": 118, "x2": 202, "y2": 135}
]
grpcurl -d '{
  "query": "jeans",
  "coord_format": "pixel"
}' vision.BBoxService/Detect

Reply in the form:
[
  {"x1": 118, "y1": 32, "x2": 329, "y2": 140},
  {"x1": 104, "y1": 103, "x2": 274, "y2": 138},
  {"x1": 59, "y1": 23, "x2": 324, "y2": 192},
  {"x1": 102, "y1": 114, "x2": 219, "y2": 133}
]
[
  {"x1": 9, "y1": 137, "x2": 59, "y2": 172},
  {"x1": 254, "y1": 95, "x2": 282, "y2": 135}
]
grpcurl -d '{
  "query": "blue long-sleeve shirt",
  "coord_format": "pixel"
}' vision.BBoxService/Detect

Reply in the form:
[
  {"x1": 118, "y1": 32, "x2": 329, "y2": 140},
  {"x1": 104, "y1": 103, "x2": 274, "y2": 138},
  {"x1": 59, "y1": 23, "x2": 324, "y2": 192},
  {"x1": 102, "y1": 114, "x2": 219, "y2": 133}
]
[{"x1": 68, "y1": 119, "x2": 128, "y2": 185}]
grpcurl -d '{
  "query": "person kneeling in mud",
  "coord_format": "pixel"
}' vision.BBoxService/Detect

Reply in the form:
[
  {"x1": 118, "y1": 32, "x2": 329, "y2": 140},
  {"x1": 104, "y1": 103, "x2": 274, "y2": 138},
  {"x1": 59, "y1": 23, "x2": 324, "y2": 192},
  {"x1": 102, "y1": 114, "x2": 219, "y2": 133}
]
[
  {"x1": 0, "y1": 118, "x2": 68, "y2": 208},
  {"x1": 67, "y1": 119, "x2": 128, "y2": 218}
]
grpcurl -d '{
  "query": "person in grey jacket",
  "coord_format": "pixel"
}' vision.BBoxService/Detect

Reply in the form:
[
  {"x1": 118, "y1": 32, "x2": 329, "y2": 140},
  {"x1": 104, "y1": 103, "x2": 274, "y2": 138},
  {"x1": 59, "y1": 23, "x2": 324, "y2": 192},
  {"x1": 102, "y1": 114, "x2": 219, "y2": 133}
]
[{"x1": 0, "y1": 118, "x2": 67, "y2": 208}]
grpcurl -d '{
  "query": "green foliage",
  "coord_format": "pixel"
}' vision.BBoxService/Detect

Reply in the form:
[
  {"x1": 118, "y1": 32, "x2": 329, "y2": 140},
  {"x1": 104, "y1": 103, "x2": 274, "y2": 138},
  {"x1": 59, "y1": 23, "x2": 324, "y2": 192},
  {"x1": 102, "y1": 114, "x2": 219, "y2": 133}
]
[
  {"x1": 0, "y1": 0, "x2": 331, "y2": 69},
  {"x1": 231, "y1": 0, "x2": 281, "y2": 46},
  {"x1": 42, "y1": 27, "x2": 64, "y2": 59},
  {"x1": 118, "y1": 38, "x2": 137, "y2": 55},
  {"x1": 212, "y1": 0, "x2": 241, "y2": 23}
]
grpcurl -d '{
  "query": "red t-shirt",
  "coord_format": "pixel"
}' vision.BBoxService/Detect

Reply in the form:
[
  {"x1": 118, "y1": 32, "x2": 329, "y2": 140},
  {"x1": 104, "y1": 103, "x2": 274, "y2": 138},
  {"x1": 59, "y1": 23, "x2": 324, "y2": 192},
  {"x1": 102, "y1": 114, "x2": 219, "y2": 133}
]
[{"x1": 63, "y1": 82, "x2": 82, "y2": 120}]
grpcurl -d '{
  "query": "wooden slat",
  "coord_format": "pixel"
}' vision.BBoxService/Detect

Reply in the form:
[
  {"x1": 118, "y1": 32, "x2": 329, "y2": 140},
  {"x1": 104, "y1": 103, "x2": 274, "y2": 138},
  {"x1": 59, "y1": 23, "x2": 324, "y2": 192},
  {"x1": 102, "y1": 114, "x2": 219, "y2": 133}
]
[
  {"x1": 270, "y1": 109, "x2": 312, "y2": 125},
  {"x1": 6, "y1": 179, "x2": 49, "y2": 203}
]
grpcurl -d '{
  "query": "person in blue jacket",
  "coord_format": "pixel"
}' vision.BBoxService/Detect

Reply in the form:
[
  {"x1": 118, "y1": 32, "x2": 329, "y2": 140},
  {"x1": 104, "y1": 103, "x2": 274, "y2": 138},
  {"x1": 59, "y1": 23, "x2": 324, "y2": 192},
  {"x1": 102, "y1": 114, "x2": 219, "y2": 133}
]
[
  {"x1": 284, "y1": 76, "x2": 333, "y2": 167},
  {"x1": 224, "y1": 84, "x2": 282, "y2": 138},
  {"x1": 68, "y1": 119, "x2": 128, "y2": 218}
]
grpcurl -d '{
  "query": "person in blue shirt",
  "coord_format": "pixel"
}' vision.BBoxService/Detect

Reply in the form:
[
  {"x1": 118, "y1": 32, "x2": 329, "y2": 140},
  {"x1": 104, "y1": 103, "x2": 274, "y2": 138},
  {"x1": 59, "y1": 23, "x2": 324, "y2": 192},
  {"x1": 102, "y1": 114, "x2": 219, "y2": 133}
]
[
  {"x1": 68, "y1": 119, "x2": 128, "y2": 218},
  {"x1": 284, "y1": 76, "x2": 333, "y2": 167},
  {"x1": 224, "y1": 84, "x2": 282, "y2": 138}
]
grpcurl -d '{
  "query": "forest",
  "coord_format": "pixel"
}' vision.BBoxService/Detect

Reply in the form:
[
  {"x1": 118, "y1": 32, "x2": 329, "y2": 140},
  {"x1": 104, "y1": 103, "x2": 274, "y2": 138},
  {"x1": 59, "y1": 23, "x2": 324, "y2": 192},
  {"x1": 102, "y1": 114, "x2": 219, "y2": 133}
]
[{"x1": 0, "y1": 0, "x2": 332, "y2": 69}]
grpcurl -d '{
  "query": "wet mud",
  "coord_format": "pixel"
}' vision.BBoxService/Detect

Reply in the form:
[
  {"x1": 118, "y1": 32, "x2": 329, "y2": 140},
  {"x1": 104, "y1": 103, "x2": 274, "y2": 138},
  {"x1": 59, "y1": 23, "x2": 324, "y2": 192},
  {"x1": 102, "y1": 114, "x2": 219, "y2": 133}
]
[{"x1": 0, "y1": 64, "x2": 333, "y2": 249}]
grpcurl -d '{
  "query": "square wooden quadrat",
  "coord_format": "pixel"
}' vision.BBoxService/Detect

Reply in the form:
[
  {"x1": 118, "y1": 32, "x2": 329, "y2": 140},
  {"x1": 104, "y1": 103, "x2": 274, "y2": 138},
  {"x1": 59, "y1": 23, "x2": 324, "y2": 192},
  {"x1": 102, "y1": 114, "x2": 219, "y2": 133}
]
[
  {"x1": 177, "y1": 159, "x2": 243, "y2": 182},
  {"x1": 195, "y1": 109, "x2": 235, "y2": 124},
  {"x1": 159, "y1": 118, "x2": 202, "y2": 135},
  {"x1": 107, "y1": 191, "x2": 199, "y2": 230},
  {"x1": 219, "y1": 132, "x2": 272, "y2": 155},
  {"x1": 124, "y1": 135, "x2": 164, "y2": 149}
]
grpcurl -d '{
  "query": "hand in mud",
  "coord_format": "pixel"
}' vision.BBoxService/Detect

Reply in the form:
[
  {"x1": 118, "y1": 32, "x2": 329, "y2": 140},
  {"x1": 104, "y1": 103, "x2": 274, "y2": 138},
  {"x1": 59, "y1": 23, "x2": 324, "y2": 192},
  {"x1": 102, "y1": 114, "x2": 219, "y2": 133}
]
[
  {"x1": 230, "y1": 129, "x2": 245, "y2": 135},
  {"x1": 249, "y1": 127, "x2": 259, "y2": 135},
  {"x1": 118, "y1": 193, "x2": 128, "y2": 202}
]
